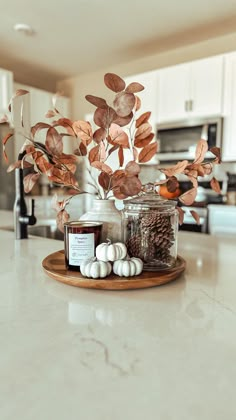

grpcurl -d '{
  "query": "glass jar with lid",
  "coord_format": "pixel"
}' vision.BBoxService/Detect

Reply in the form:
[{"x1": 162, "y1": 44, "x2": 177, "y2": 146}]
[{"x1": 122, "y1": 186, "x2": 179, "y2": 271}]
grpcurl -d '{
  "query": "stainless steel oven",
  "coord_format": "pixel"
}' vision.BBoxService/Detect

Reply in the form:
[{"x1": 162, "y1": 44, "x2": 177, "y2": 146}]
[{"x1": 156, "y1": 117, "x2": 222, "y2": 162}]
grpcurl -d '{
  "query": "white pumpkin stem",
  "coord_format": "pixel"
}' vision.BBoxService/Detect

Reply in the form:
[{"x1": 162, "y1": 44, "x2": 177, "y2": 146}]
[{"x1": 106, "y1": 238, "x2": 112, "y2": 245}]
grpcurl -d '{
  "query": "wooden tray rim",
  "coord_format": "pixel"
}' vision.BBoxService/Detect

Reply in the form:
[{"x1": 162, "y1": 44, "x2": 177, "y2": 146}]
[{"x1": 42, "y1": 250, "x2": 186, "y2": 290}]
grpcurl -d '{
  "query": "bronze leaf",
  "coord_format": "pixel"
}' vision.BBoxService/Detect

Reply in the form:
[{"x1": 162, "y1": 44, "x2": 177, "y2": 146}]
[
  {"x1": 109, "y1": 123, "x2": 129, "y2": 147},
  {"x1": 135, "y1": 112, "x2": 151, "y2": 128},
  {"x1": 176, "y1": 207, "x2": 185, "y2": 225},
  {"x1": 56, "y1": 209, "x2": 70, "y2": 233},
  {"x1": 85, "y1": 95, "x2": 108, "y2": 109},
  {"x1": 210, "y1": 147, "x2": 221, "y2": 163},
  {"x1": 113, "y1": 92, "x2": 136, "y2": 117},
  {"x1": 89, "y1": 145, "x2": 100, "y2": 164},
  {"x1": 45, "y1": 127, "x2": 63, "y2": 156},
  {"x1": 135, "y1": 122, "x2": 152, "y2": 141},
  {"x1": 113, "y1": 112, "x2": 133, "y2": 127},
  {"x1": 93, "y1": 127, "x2": 106, "y2": 143},
  {"x1": 134, "y1": 132, "x2": 154, "y2": 148},
  {"x1": 98, "y1": 172, "x2": 111, "y2": 191},
  {"x1": 179, "y1": 188, "x2": 197, "y2": 206},
  {"x1": 194, "y1": 139, "x2": 208, "y2": 164},
  {"x1": 31, "y1": 122, "x2": 51, "y2": 138},
  {"x1": 125, "y1": 82, "x2": 144, "y2": 93},
  {"x1": 210, "y1": 177, "x2": 221, "y2": 194},
  {"x1": 125, "y1": 161, "x2": 140, "y2": 176},
  {"x1": 161, "y1": 160, "x2": 189, "y2": 177},
  {"x1": 134, "y1": 95, "x2": 141, "y2": 111},
  {"x1": 72, "y1": 120, "x2": 92, "y2": 143},
  {"x1": 90, "y1": 161, "x2": 113, "y2": 175},
  {"x1": 45, "y1": 110, "x2": 56, "y2": 118},
  {"x1": 23, "y1": 173, "x2": 40, "y2": 193},
  {"x1": 190, "y1": 210, "x2": 200, "y2": 225},
  {"x1": 104, "y1": 73, "x2": 126, "y2": 93},
  {"x1": 138, "y1": 142, "x2": 157, "y2": 163},
  {"x1": 94, "y1": 107, "x2": 117, "y2": 129},
  {"x1": 120, "y1": 176, "x2": 142, "y2": 196},
  {"x1": 2, "y1": 132, "x2": 13, "y2": 163}
]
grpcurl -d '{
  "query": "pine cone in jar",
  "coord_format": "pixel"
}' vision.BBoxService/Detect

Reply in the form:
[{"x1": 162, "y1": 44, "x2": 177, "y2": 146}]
[
  {"x1": 154, "y1": 234, "x2": 174, "y2": 248},
  {"x1": 140, "y1": 212, "x2": 164, "y2": 229},
  {"x1": 142, "y1": 244, "x2": 156, "y2": 262},
  {"x1": 155, "y1": 248, "x2": 173, "y2": 265},
  {"x1": 126, "y1": 235, "x2": 143, "y2": 259}
]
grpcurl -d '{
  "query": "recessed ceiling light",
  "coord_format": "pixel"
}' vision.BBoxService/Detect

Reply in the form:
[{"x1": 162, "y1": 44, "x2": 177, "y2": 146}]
[{"x1": 13, "y1": 23, "x2": 35, "y2": 36}]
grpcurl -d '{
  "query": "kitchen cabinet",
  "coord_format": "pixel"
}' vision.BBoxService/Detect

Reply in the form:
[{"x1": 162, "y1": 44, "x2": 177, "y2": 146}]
[
  {"x1": 0, "y1": 68, "x2": 13, "y2": 116},
  {"x1": 208, "y1": 204, "x2": 236, "y2": 236},
  {"x1": 124, "y1": 70, "x2": 159, "y2": 130},
  {"x1": 157, "y1": 56, "x2": 224, "y2": 123},
  {"x1": 222, "y1": 52, "x2": 236, "y2": 161},
  {"x1": 14, "y1": 83, "x2": 71, "y2": 125},
  {"x1": 13, "y1": 83, "x2": 71, "y2": 154}
]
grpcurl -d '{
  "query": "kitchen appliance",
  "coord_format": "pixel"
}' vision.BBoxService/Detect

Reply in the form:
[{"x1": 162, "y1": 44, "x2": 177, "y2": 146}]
[
  {"x1": 226, "y1": 172, "x2": 236, "y2": 205},
  {"x1": 156, "y1": 117, "x2": 222, "y2": 161},
  {"x1": 177, "y1": 180, "x2": 225, "y2": 234}
]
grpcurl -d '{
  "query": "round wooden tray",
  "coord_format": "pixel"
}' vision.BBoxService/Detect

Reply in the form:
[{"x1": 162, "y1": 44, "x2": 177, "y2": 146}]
[{"x1": 42, "y1": 250, "x2": 186, "y2": 290}]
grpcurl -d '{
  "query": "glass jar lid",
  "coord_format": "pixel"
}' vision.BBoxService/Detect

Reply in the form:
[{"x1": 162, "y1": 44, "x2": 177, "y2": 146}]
[{"x1": 123, "y1": 184, "x2": 177, "y2": 211}]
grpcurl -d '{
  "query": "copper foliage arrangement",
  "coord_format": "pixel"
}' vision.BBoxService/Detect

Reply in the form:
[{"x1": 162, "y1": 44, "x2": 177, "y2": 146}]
[{"x1": 1, "y1": 73, "x2": 222, "y2": 231}]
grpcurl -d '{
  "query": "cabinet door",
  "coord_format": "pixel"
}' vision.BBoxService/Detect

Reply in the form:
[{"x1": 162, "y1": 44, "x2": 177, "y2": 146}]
[
  {"x1": 190, "y1": 56, "x2": 223, "y2": 117},
  {"x1": 222, "y1": 52, "x2": 236, "y2": 161},
  {"x1": 11, "y1": 88, "x2": 31, "y2": 160},
  {"x1": 124, "y1": 70, "x2": 159, "y2": 129},
  {"x1": 55, "y1": 95, "x2": 71, "y2": 118},
  {"x1": 158, "y1": 63, "x2": 190, "y2": 123},
  {"x1": 0, "y1": 69, "x2": 13, "y2": 115},
  {"x1": 29, "y1": 88, "x2": 52, "y2": 125}
]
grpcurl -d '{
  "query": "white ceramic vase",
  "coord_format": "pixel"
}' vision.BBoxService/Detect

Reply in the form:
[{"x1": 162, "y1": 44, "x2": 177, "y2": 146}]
[{"x1": 79, "y1": 198, "x2": 122, "y2": 243}]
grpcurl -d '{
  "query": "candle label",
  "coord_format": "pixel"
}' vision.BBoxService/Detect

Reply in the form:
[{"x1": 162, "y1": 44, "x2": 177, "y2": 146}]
[{"x1": 68, "y1": 233, "x2": 95, "y2": 265}]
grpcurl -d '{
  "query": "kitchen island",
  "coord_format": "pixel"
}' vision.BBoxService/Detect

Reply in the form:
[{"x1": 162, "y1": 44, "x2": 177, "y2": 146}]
[{"x1": 0, "y1": 214, "x2": 236, "y2": 420}]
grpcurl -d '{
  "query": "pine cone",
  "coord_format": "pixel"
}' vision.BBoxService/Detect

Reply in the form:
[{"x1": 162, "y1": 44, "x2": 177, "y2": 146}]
[
  {"x1": 126, "y1": 235, "x2": 142, "y2": 259},
  {"x1": 140, "y1": 212, "x2": 164, "y2": 229}
]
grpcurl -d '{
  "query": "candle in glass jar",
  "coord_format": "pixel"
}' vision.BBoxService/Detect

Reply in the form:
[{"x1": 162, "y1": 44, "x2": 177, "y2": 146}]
[{"x1": 64, "y1": 221, "x2": 103, "y2": 271}]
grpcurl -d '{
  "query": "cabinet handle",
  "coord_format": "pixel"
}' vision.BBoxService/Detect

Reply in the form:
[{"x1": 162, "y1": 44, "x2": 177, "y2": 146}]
[
  {"x1": 189, "y1": 100, "x2": 193, "y2": 111},
  {"x1": 185, "y1": 100, "x2": 189, "y2": 112}
]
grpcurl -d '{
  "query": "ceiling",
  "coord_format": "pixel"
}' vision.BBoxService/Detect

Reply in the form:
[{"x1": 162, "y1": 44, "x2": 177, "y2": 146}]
[{"x1": 1, "y1": 0, "x2": 236, "y2": 90}]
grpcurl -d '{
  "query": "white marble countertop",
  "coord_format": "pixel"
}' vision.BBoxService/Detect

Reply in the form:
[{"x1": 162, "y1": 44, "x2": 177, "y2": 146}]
[{"x1": 0, "y1": 211, "x2": 236, "y2": 420}]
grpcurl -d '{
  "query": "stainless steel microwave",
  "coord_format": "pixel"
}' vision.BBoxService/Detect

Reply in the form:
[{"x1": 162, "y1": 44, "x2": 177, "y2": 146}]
[{"x1": 156, "y1": 117, "x2": 222, "y2": 161}]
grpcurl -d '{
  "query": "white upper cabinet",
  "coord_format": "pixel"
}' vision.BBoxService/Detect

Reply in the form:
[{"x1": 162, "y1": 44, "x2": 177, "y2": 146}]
[
  {"x1": 0, "y1": 69, "x2": 13, "y2": 116},
  {"x1": 14, "y1": 83, "x2": 71, "y2": 125},
  {"x1": 13, "y1": 83, "x2": 71, "y2": 154},
  {"x1": 157, "y1": 63, "x2": 190, "y2": 122},
  {"x1": 157, "y1": 56, "x2": 224, "y2": 123},
  {"x1": 221, "y1": 52, "x2": 236, "y2": 161},
  {"x1": 124, "y1": 70, "x2": 159, "y2": 130},
  {"x1": 55, "y1": 95, "x2": 71, "y2": 119},
  {"x1": 190, "y1": 56, "x2": 223, "y2": 117}
]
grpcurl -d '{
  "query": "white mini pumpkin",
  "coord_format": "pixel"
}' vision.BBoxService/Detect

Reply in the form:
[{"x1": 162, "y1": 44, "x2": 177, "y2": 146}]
[
  {"x1": 113, "y1": 257, "x2": 143, "y2": 277},
  {"x1": 96, "y1": 239, "x2": 127, "y2": 262},
  {"x1": 80, "y1": 257, "x2": 112, "y2": 279}
]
